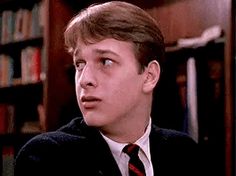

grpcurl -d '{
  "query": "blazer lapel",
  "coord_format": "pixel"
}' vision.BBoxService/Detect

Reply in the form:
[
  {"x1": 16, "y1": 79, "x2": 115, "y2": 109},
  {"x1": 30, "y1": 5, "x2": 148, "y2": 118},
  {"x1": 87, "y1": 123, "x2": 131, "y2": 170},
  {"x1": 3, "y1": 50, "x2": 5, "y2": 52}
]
[
  {"x1": 86, "y1": 126, "x2": 122, "y2": 176},
  {"x1": 149, "y1": 125, "x2": 163, "y2": 175}
]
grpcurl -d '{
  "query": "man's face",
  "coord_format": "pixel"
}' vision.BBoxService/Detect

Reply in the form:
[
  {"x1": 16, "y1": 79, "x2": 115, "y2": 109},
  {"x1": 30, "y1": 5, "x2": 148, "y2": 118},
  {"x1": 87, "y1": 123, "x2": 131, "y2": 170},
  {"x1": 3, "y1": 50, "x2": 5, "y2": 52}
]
[{"x1": 73, "y1": 38, "x2": 146, "y2": 129}]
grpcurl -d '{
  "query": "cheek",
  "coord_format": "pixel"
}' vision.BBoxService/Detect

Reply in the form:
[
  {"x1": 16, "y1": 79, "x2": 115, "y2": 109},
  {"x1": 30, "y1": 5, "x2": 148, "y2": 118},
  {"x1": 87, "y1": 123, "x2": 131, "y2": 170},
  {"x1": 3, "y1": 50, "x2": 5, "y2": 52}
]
[
  {"x1": 103, "y1": 81, "x2": 143, "y2": 120},
  {"x1": 106, "y1": 75, "x2": 143, "y2": 104}
]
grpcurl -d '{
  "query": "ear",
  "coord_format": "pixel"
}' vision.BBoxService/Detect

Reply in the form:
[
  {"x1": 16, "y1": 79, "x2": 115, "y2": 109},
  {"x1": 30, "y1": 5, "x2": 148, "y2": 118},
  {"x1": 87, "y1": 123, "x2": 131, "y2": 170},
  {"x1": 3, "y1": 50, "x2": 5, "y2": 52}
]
[{"x1": 142, "y1": 60, "x2": 160, "y2": 93}]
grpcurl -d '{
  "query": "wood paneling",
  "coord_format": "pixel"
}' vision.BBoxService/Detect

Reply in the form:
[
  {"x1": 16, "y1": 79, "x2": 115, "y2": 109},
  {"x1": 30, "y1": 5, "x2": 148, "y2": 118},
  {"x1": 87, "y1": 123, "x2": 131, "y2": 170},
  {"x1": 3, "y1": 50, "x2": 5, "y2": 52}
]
[{"x1": 145, "y1": 0, "x2": 229, "y2": 43}]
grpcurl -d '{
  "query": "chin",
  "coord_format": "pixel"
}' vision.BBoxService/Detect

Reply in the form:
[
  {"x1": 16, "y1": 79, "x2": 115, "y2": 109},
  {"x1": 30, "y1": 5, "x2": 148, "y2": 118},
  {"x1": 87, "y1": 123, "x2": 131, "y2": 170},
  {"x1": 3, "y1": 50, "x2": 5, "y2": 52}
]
[{"x1": 83, "y1": 116, "x2": 103, "y2": 127}]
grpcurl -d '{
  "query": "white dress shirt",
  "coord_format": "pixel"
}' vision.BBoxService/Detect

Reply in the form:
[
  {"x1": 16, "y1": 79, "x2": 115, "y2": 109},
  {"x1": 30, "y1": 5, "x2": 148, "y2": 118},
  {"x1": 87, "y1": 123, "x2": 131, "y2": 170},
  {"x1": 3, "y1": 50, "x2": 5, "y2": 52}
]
[{"x1": 101, "y1": 118, "x2": 153, "y2": 176}]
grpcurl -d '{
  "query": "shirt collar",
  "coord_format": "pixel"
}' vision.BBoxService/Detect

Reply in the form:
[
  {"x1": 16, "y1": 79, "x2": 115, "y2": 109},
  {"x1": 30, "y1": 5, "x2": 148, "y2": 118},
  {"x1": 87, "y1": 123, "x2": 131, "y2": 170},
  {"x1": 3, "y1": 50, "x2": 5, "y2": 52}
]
[{"x1": 101, "y1": 118, "x2": 152, "y2": 163}]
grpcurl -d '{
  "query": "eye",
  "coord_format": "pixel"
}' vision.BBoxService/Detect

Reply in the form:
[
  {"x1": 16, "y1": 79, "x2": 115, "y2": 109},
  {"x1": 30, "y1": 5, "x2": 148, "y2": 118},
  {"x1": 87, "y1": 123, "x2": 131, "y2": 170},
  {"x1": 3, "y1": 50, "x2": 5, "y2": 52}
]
[
  {"x1": 74, "y1": 61, "x2": 86, "y2": 71},
  {"x1": 101, "y1": 58, "x2": 113, "y2": 66}
]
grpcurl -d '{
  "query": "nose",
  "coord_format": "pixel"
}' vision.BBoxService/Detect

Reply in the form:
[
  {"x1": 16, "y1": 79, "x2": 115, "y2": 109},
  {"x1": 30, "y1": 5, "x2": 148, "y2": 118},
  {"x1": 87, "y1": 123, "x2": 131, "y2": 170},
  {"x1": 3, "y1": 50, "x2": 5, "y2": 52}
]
[{"x1": 77, "y1": 65, "x2": 97, "y2": 89}]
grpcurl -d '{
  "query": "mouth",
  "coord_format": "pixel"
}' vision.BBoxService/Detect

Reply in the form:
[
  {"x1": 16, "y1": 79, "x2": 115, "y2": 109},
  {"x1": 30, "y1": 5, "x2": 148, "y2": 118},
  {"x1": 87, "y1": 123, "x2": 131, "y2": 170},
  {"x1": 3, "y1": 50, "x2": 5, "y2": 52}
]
[{"x1": 80, "y1": 96, "x2": 101, "y2": 109}]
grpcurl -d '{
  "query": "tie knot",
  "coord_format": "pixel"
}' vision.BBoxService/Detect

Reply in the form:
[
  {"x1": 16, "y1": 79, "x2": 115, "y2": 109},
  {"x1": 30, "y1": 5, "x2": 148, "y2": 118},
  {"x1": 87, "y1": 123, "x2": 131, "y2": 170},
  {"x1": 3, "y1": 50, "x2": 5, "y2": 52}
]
[{"x1": 123, "y1": 144, "x2": 140, "y2": 157}]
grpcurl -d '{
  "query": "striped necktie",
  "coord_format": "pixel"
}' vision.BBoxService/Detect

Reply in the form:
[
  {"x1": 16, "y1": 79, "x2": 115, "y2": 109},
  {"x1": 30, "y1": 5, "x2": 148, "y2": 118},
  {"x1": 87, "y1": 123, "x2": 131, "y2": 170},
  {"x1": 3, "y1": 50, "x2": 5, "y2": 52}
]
[{"x1": 123, "y1": 144, "x2": 146, "y2": 176}]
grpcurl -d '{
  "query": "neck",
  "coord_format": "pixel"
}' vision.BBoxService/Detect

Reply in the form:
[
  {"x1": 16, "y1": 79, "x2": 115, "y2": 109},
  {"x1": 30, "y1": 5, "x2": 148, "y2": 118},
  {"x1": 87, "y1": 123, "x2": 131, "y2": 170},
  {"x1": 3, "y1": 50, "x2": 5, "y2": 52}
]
[{"x1": 100, "y1": 116, "x2": 150, "y2": 143}]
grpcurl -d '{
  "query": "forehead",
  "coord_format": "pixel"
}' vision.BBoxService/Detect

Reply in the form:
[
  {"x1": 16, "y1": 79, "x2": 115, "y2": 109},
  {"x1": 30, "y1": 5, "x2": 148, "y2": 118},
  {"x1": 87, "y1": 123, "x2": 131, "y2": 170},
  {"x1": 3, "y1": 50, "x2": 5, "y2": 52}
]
[{"x1": 73, "y1": 38, "x2": 135, "y2": 58}]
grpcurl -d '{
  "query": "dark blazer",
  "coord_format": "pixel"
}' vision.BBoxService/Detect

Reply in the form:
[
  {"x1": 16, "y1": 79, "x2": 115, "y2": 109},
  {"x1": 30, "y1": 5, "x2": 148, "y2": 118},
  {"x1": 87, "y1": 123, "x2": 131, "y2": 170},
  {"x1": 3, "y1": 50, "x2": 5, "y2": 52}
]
[{"x1": 14, "y1": 117, "x2": 201, "y2": 176}]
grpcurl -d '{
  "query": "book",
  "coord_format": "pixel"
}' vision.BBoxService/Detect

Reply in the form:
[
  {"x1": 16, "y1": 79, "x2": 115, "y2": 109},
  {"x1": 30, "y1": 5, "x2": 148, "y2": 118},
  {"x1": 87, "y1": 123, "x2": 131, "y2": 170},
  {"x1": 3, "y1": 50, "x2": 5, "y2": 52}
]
[
  {"x1": 21, "y1": 47, "x2": 41, "y2": 84},
  {"x1": 2, "y1": 146, "x2": 14, "y2": 176},
  {"x1": 0, "y1": 55, "x2": 14, "y2": 87}
]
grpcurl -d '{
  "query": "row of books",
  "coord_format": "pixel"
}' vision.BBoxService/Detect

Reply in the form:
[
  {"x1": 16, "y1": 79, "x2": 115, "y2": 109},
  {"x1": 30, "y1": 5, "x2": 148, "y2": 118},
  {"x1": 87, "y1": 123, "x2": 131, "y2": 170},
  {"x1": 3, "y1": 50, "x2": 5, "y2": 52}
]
[
  {"x1": 0, "y1": 1, "x2": 44, "y2": 44},
  {"x1": 0, "y1": 46, "x2": 43, "y2": 87}
]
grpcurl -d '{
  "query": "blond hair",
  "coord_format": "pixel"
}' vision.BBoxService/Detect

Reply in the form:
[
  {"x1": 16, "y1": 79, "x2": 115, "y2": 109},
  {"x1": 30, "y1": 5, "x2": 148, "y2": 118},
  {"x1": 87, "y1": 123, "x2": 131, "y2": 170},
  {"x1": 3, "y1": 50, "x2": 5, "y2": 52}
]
[{"x1": 64, "y1": 1, "x2": 165, "y2": 71}]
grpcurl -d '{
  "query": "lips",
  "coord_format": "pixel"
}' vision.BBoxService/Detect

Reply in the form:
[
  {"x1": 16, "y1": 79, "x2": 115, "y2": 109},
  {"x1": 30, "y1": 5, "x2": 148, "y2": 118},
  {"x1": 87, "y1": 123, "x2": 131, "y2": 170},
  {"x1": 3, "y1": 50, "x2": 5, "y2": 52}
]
[{"x1": 80, "y1": 96, "x2": 101, "y2": 109}]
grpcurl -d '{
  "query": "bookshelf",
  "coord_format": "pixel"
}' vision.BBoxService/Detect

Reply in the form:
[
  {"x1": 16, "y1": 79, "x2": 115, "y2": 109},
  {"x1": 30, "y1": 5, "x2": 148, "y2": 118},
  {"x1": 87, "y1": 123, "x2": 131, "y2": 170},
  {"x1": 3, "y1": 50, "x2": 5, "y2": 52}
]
[
  {"x1": 0, "y1": 0, "x2": 45, "y2": 131},
  {"x1": 0, "y1": 1, "x2": 44, "y2": 175},
  {"x1": 0, "y1": 0, "x2": 79, "y2": 175},
  {"x1": 0, "y1": 0, "x2": 79, "y2": 132}
]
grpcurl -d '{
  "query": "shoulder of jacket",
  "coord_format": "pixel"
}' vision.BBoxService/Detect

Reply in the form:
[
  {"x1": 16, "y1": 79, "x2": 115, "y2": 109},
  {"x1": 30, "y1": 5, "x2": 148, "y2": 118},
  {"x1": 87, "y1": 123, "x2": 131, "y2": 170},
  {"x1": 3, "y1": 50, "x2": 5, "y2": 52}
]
[{"x1": 151, "y1": 124, "x2": 196, "y2": 144}]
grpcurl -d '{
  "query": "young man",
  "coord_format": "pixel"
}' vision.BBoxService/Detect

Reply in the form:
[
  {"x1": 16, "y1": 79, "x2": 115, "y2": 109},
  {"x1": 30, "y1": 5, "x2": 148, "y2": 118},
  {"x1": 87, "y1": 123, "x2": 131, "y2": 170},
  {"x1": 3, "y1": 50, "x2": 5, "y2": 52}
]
[{"x1": 15, "y1": 1, "x2": 200, "y2": 176}]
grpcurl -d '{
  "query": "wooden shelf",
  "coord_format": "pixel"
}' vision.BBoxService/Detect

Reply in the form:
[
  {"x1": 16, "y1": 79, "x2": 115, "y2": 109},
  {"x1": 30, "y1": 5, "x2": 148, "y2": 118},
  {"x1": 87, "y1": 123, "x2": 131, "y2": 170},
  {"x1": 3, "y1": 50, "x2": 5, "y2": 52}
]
[
  {"x1": 0, "y1": 37, "x2": 43, "y2": 55},
  {"x1": 0, "y1": 0, "x2": 41, "y2": 11},
  {"x1": 0, "y1": 81, "x2": 43, "y2": 104},
  {"x1": 165, "y1": 38, "x2": 225, "y2": 54}
]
